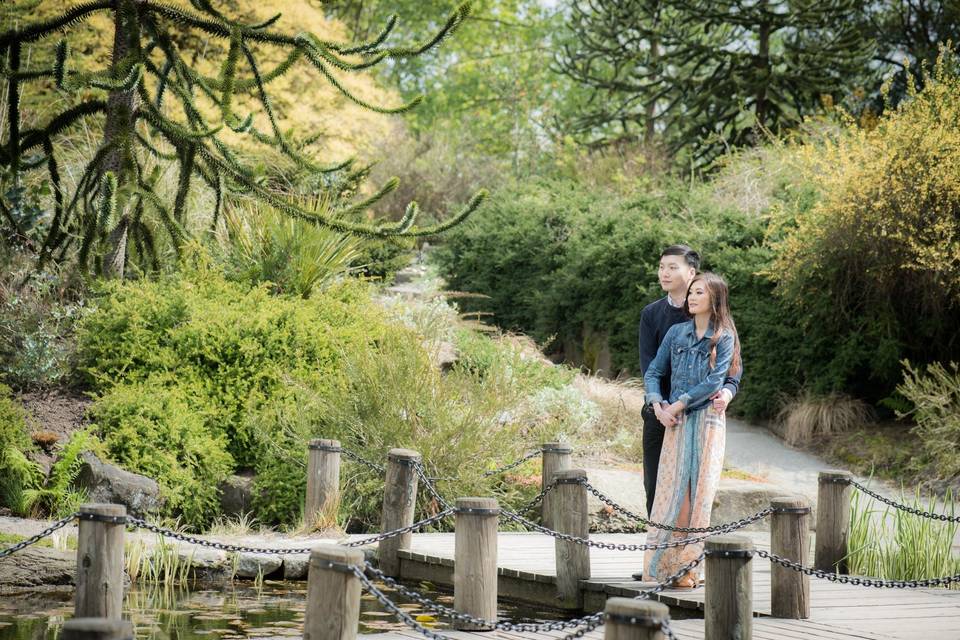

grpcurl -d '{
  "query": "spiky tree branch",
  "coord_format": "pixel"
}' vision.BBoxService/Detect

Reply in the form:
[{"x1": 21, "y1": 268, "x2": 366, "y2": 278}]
[{"x1": 0, "y1": 0, "x2": 485, "y2": 275}]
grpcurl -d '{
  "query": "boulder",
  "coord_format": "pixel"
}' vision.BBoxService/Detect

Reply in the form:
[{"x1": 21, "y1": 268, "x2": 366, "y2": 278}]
[
  {"x1": 219, "y1": 473, "x2": 255, "y2": 517},
  {"x1": 281, "y1": 553, "x2": 310, "y2": 580},
  {"x1": 75, "y1": 452, "x2": 163, "y2": 517},
  {"x1": 435, "y1": 341, "x2": 457, "y2": 373},
  {"x1": 0, "y1": 546, "x2": 74, "y2": 590},
  {"x1": 234, "y1": 552, "x2": 282, "y2": 578},
  {"x1": 712, "y1": 478, "x2": 803, "y2": 531}
]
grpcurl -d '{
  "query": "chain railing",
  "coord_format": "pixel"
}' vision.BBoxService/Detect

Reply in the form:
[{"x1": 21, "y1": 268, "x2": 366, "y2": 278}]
[
  {"x1": 413, "y1": 461, "x2": 455, "y2": 511},
  {"x1": 757, "y1": 548, "x2": 960, "y2": 588},
  {"x1": 846, "y1": 478, "x2": 960, "y2": 523},
  {"x1": 582, "y1": 479, "x2": 775, "y2": 534},
  {"x1": 341, "y1": 448, "x2": 387, "y2": 474},
  {"x1": 481, "y1": 449, "x2": 541, "y2": 477},
  {"x1": 341, "y1": 509, "x2": 454, "y2": 548},
  {"x1": 0, "y1": 512, "x2": 78, "y2": 559}
]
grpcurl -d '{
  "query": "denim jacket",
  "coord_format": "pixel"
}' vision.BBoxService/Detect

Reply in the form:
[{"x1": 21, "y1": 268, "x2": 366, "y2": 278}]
[{"x1": 643, "y1": 320, "x2": 735, "y2": 412}]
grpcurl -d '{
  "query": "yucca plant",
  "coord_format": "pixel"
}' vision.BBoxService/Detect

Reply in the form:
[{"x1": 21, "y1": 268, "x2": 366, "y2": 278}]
[{"x1": 0, "y1": 0, "x2": 485, "y2": 275}]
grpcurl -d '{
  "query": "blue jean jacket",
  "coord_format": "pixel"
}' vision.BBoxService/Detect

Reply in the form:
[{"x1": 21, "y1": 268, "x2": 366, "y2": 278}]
[{"x1": 643, "y1": 320, "x2": 735, "y2": 412}]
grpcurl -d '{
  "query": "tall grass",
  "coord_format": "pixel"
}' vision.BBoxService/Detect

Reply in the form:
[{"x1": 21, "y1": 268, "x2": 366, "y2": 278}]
[
  {"x1": 778, "y1": 392, "x2": 874, "y2": 445},
  {"x1": 846, "y1": 485, "x2": 959, "y2": 587}
]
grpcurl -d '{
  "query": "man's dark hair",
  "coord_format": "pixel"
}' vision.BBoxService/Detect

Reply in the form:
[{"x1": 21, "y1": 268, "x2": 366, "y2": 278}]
[{"x1": 660, "y1": 244, "x2": 701, "y2": 270}]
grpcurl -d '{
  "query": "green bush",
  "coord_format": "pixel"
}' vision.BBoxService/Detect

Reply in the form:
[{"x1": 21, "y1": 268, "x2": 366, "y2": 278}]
[
  {"x1": 23, "y1": 430, "x2": 98, "y2": 518},
  {"x1": 453, "y1": 329, "x2": 575, "y2": 391},
  {"x1": 0, "y1": 384, "x2": 41, "y2": 515},
  {"x1": 76, "y1": 266, "x2": 401, "y2": 528},
  {"x1": 897, "y1": 361, "x2": 960, "y2": 482}
]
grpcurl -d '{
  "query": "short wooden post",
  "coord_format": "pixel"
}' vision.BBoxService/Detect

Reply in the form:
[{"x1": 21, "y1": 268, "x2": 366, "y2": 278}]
[
  {"x1": 75, "y1": 503, "x2": 126, "y2": 619},
  {"x1": 604, "y1": 598, "x2": 670, "y2": 640},
  {"x1": 705, "y1": 536, "x2": 753, "y2": 640},
  {"x1": 554, "y1": 468, "x2": 590, "y2": 608},
  {"x1": 62, "y1": 619, "x2": 134, "y2": 640},
  {"x1": 306, "y1": 439, "x2": 341, "y2": 530},
  {"x1": 541, "y1": 442, "x2": 572, "y2": 530},
  {"x1": 454, "y1": 497, "x2": 499, "y2": 630},
  {"x1": 770, "y1": 496, "x2": 811, "y2": 619},
  {"x1": 304, "y1": 545, "x2": 364, "y2": 640},
  {"x1": 378, "y1": 448, "x2": 420, "y2": 577},
  {"x1": 815, "y1": 470, "x2": 852, "y2": 574}
]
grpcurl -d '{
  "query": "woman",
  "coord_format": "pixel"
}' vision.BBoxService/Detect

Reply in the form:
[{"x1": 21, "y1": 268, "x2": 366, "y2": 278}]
[{"x1": 642, "y1": 272, "x2": 741, "y2": 587}]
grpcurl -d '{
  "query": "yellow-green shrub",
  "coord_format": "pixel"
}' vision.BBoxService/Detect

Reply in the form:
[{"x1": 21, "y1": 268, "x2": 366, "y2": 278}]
[{"x1": 772, "y1": 51, "x2": 960, "y2": 399}]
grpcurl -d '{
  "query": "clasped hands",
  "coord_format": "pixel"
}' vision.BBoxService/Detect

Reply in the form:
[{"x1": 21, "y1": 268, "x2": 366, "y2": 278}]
[{"x1": 653, "y1": 389, "x2": 731, "y2": 427}]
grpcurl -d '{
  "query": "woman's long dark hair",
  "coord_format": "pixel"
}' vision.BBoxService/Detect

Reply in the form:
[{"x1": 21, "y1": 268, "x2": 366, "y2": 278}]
[{"x1": 684, "y1": 272, "x2": 742, "y2": 376}]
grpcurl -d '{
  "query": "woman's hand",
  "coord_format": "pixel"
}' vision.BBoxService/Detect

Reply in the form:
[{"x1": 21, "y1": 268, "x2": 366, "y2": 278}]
[
  {"x1": 654, "y1": 402, "x2": 678, "y2": 428},
  {"x1": 710, "y1": 388, "x2": 732, "y2": 413},
  {"x1": 665, "y1": 401, "x2": 685, "y2": 419}
]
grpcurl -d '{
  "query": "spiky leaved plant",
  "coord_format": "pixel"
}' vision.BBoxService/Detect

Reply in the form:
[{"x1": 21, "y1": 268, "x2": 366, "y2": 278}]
[{"x1": 0, "y1": 0, "x2": 484, "y2": 275}]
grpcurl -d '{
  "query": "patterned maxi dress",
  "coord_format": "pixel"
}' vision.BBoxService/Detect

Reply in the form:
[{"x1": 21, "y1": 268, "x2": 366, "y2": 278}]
[{"x1": 643, "y1": 405, "x2": 725, "y2": 581}]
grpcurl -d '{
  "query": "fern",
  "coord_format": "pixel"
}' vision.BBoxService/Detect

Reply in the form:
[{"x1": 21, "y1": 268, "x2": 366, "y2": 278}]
[
  {"x1": 24, "y1": 430, "x2": 97, "y2": 518},
  {"x1": 0, "y1": 446, "x2": 43, "y2": 516}
]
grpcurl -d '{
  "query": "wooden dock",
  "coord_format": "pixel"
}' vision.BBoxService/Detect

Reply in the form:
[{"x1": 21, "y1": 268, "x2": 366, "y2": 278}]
[{"x1": 379, "y1": 531, "x2": 960, "y2": 640}]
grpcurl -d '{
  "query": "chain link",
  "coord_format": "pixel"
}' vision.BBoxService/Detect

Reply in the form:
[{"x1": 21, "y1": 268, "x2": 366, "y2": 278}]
[
  {"x1": 847, "y1": 479, "x2": 960, "y2": 523},
  {"x1": 582, "y1": 479, "x2": 774, "y2": 533},
  {"x1": 757, "y1": 549, "x2": 960, "y2": 588},
  {"x1": 341, "y1": 448, "x2": 386, "y2": 474},
  {"x1": 0, "y1": 512, "x2": 78, "y2": 560},
  {"x1": 500, "y1": 508, "x2": 714, "y2": 551},
  {"x1": 342, "y1": 509, "x2": 455, "y2": 547},
  {"x1": 481, "y1": 450, "x2": 541, "y2": 477},
  {"x1": 414, "y1": 461, "x2": 455, "y2": 511},
  {"x1": 515, "y1": 479, "x2": 558, "y2": 515}
]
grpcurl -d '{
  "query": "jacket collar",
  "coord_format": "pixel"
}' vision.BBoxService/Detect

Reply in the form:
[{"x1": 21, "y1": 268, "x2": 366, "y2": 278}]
[{"x1": 682, "y1": 319, "x2": 715, "y2": 341}]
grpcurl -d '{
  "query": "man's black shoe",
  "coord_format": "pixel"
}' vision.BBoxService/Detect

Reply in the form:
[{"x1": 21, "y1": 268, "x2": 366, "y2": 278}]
[{"x1": 631, "y1": 571, "x2": 645, "y2": 581}]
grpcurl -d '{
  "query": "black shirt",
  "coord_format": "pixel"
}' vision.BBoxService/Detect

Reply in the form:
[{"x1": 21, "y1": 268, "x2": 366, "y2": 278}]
[{"x1": 639, "y1": 296, "x2": 741, "y2": 399}]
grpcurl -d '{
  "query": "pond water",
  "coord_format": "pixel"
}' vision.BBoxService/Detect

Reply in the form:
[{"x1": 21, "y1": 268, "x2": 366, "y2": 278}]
[{"x1": 0, "y1": 580, "x2": 576, "y2": 640}]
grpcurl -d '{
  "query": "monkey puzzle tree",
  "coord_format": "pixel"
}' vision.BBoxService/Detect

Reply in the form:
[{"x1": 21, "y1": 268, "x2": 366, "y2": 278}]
[{"x1": 0, "y1": 0, "x2": 484, "y2": 275}]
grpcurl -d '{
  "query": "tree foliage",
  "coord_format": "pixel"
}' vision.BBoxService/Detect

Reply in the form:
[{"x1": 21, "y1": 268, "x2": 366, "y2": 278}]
[{"x1": 0, "y1": 0, "x2": 485, "y2": 275}]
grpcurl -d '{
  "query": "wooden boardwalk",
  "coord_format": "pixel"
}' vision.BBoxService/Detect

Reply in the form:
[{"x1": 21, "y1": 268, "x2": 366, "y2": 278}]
[{"x1": 380, "y1": 531, "x2": 960, "y2": 640}]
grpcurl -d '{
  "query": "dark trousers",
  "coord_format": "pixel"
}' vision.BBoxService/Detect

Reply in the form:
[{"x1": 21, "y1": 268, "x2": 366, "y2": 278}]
[{"x1": 642, "y1": 404, "x2": 666, "y2": 518}]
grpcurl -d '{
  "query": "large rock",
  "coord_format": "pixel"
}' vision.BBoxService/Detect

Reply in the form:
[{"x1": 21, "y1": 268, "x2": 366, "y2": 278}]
[
  {"x1": 234, "y1": 552, "x2": 282, "y2": 578},
  {"x1": 282, "y1": 553, "x2": 310, "y2": 580},
  {"x1": 75, "y1": 452, "x2": 164, "y2": 517},
  {"x1": 0, "y1": 546, "x2": 74, "y2": 591},
  {"x1": 219, "y1": 473, "x2": 255, "y2": 517},
  {"x1": 712, "y1": 478, "x2": 803, "y2": 531}
]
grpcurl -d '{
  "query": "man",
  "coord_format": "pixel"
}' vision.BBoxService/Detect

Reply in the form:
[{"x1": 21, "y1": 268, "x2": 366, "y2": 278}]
[{"x1": 634, "y1": 245, "x2": 742, "y2": 575}]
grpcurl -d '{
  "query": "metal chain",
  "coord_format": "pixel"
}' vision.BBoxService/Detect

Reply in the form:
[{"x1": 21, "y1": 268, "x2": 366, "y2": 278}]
[
  {"x1": 0, "y1": 512, "x2": 78, "y2": 560},
  {"x1": 353, "y1": 565, "x2": 461, "y2": 640},
  {"x1": 847, "y1": 479, "x2": 960, "y2": 523},
  {"x1": 342, "y1": 509, "x2": 455, "y2": 547},
  {"x1": 341, "y1": 448, "x2": 386, "y2": 474},
  {"x1": 481, "y1": 450, "x2": 541, "y2": 477},
  {"x1": 414, "y1": 461, "x2": 454, "y2": 511},
  {"x1": 500, "y1": 509, "x2": 712, "y2": 551},
  {"x1": 582, "y1": 480, "x2": 774, "y2": 533},
  {"x1": 515, "y1": 479, "x2": 558, "y2": 515},
  {"x1": 363, "y1": 561, "x2": 603, "y2": 632},
  {"x1": 756, "y1": 549, "x2": 960, "y2": 588}
]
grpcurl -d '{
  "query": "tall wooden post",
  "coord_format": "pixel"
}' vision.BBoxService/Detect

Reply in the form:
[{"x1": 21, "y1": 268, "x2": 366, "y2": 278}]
[
  {"x1": 554, "y1": 468, "x2": 590, "y2": 608},
  {"x1": 304, "y1": 545, "x2": 364, "y2": 640},
  {"x1": 75, "y1": 503, "x2": 126, "y2": 619},
  {"x1": 62, "y1": 619, "x2": 134, "y2": 640},
  {"x1": 306, "y1": 439, "x2": 341, "y2": 530},
  {"x1": 378, "y1": 448, "x2": 421, "y2": 577},
  {"x1": 454, "y1": 497, "x2": 499, "y2": 630},
  {"x1": 815, "y1": 470, "x2": 852, "y2": 573},
  {"x1": 604, "y1": 598, "x2": 670, "y2": 640},
  {"x1": 770, "y1": 496, "x2": 811, "y2": 619},
  {"x1": 541, "y1": 442, "x2": 572, "y2": 530},
  {"x1": 705, "y1": 536, "x2": 753, "y2": 640}
]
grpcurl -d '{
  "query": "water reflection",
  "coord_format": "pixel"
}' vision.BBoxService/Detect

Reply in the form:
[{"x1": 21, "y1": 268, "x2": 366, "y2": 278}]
[{"x1": 1, "y1": 580, "x2": 569, "y2": 640}]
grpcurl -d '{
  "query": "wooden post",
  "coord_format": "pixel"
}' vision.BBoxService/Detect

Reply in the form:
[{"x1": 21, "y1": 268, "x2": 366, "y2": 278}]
[
  {"x1": 541, "y1": 442, "x2": 572, "y2": 530},
  {"x1": 554, "y1": 468, "x2": 590, "y2": 608},
  {"x1": 604, "y1": 598, "x2": 670, "y2": 640},
  {"x1": 306, "y1": 439, "x2": 341, "y2": 530},
  {"x1": 454, "y1": 497, "x2": 499, "y2": 630},
  {"x1": 770, "y1": 496, "x2": 811, "y2": 619},
  {"x1": 705, "y1": 536, "x2": 753, "y2": 640},
  {"x1": 815, "y1": 470, "x2": 852, "y2": 573},
  {"x1": 378, "y1": 448, "x2": 420, "y2": 577},
  {"x1": 62, "y1": 619, "x2": 134, "y2": 640},
  {"x1": 75, "y1": 503, "x2": 126, "y2": 619},
  {"x1": 304, "y1": 545, "x2": 364, "y2": 640}
]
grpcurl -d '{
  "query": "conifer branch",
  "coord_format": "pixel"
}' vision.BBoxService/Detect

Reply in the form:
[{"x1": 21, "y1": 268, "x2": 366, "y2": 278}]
[{"x1": 0, "y1": 1, "x2": 113, "y2": 47}]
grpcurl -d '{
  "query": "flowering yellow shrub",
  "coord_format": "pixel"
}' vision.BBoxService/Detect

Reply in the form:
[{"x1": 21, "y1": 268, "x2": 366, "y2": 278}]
[{"x1": 770, "y1": 49, "x2": 960, "y2": 392}]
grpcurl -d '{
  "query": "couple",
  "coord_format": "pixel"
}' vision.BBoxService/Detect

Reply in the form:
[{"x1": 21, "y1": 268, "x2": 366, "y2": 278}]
[{"x1": 635, "y1": 245, "x2": 743, "y2": 588}]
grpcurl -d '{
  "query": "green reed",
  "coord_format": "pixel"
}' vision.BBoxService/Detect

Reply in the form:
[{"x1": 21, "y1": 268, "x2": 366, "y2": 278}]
[{"x1": 846, "y1": 484, "x2": 959, "y2": 587}]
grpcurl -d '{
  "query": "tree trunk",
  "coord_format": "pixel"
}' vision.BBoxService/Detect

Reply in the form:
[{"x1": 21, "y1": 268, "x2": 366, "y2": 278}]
[
  {"x1": 755, "y1": 18, "x2": 771, "y2": 131},
  {"x1": 102, "y1": 0, "x2": 142, "y2": 278}
]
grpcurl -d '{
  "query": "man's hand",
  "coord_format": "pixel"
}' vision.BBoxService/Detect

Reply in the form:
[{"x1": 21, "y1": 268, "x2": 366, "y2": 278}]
[
  {"x1": 711, "y1": 388, "x2": 733, "y2": 413},
  {"x1": 665, "y1": 400, "x2": 685, "y2": 419},
  {"x1": 653, "y1": 402, "x2": 678, "y2": 428}
]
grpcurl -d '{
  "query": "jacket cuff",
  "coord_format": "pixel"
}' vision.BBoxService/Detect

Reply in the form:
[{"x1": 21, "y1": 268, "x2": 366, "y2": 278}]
[
  {"x1": 645, "y1": 392, "x2": 664, "y2": 406},
  {"x1": 678, "y1": 392, "x2": 692, "y2": 408}
]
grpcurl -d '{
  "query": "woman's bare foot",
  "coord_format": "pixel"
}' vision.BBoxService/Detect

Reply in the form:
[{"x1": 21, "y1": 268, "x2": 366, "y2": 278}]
[{"x1": 673, "y1": 573, "x2": 698, "y2": 589}]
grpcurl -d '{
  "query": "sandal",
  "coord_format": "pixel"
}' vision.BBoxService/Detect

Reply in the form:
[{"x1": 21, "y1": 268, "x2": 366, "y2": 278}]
[{"x1": 672, "y1": 573, "x2": 699, "y2": 589}]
